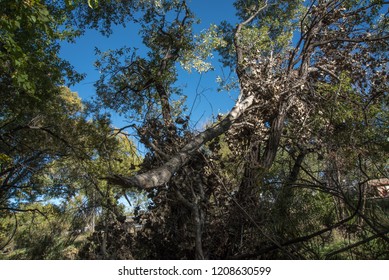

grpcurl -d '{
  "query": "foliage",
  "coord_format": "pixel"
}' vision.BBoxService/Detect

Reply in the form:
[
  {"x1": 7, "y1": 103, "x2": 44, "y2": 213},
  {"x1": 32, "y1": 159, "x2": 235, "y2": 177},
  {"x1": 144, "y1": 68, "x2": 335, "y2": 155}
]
[
  {"x1": 179, "y1": 24, "x2": 227, "y2": 73},
  {"x1": 0, "y1": 0, "x2": 82, "y2": 97},
  {"x1": 0, "y1": 0, "x2": 142, "y2": 259},
  {"x1": 1, "y1": 0, "x2": 389, "y2": 260}
]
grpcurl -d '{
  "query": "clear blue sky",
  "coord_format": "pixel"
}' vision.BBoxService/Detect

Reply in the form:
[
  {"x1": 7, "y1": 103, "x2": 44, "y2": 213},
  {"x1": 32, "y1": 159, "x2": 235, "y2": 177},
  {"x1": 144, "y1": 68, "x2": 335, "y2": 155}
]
[{"x1": 59, "y1": 0, "x2": 239, "y2": 131}]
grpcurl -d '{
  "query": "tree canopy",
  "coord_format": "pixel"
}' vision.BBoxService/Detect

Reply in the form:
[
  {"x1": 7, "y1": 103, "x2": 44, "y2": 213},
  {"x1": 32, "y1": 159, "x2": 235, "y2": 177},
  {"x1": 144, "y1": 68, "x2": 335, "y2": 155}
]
[{"x1": 1, "y1": 0, "x2": 388, "y2": 260}]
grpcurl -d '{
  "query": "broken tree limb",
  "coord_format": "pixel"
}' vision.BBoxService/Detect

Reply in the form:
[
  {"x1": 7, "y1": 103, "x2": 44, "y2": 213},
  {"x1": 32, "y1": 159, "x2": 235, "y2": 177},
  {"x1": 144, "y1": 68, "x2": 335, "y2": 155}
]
[{"x1": 106, "y1": 95, "x2": 255, "y2": 190}]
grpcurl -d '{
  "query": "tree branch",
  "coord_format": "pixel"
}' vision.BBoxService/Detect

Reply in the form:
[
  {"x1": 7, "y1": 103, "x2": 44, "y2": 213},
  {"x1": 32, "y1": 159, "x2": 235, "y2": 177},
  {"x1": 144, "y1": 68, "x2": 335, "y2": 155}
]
[
  {"x1": 325, "y1": 228, "x2": 389, "y2": 259},
  {"x1": 312, "y1": 34, "x2": 389, "y2": 48},
  {"x1": 106, "y1": 95, "x2": 255, "y2": 189},
  {"x1": 229, "y1": 204, "x2": 360, "y2": 259},
  {"x1": 234, "y1": 1, "x2": 268, "y2": 67}
]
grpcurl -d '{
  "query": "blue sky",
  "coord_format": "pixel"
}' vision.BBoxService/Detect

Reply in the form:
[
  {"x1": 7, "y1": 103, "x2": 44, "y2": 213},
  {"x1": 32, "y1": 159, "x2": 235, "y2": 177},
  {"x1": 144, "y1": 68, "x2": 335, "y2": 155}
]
[{"x1": 59, "y1": 0, "x2": 239, "y2": 130}]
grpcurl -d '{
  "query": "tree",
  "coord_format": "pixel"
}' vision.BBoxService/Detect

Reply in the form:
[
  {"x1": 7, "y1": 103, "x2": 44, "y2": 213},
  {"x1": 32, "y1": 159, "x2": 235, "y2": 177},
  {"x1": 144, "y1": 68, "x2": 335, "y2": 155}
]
[
  {"x1": 1, "y1": 0, "x2": 388, "y2": 259},
  {"x1": 101, "y1": 0, "x2": 388, "y2": 259},
  {"x1": 0, "y1": 0, "x2": 142, "y2": 257}
]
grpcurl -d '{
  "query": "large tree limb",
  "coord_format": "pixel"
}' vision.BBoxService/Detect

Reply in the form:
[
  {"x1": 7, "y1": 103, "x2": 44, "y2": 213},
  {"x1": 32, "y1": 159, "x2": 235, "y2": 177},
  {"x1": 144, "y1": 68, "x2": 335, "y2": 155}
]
[{"x1": 106, "y1": 95, "x2": 255, "y2": 189}]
